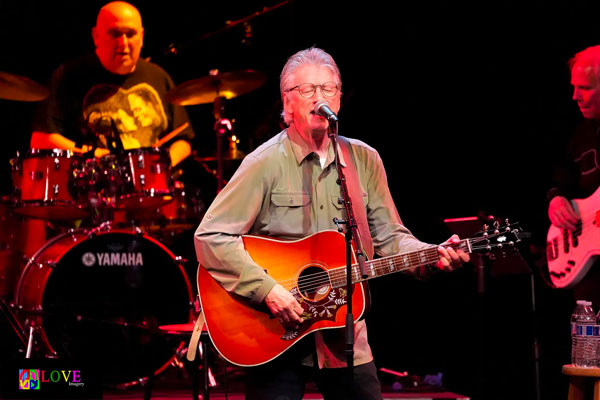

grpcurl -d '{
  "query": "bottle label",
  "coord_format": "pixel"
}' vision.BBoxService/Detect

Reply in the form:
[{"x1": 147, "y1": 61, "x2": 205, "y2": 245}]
[{"x1": 576, "y1": 325, "x2": 599, "y2": 336}]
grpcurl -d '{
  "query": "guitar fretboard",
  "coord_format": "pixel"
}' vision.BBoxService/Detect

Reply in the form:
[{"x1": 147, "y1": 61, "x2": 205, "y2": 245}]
[{"x1": 328, "y1": 240, "x2": 471, "y2": 288}]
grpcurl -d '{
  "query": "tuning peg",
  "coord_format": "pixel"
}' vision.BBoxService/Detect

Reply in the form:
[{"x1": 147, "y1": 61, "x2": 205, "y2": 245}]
[
  {"x1": 493, "y1": 221, "x2": 500, "y2": 234},
  {"x1": 483, "y1": 224, "x2": 489, "y2": 238}
]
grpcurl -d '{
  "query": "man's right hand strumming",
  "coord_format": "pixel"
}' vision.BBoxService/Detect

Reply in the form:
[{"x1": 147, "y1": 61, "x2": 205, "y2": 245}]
[{"x1": 264, "y1": 283, "x2": 304, "y2": 330}]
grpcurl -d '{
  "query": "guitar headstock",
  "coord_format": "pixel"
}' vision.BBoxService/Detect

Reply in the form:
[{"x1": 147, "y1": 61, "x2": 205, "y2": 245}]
[{"x1": 468, "y1": 219, "x2": 530, "y2": 259}]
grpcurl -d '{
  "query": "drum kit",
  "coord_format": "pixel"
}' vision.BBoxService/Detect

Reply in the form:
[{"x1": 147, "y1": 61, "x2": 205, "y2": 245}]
[{"x1": 0, "y1": 68, "x2": 266, "y2": 388}]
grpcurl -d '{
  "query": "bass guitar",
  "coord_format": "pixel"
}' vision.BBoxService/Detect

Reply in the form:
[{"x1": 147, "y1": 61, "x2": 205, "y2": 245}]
[{"x1": 547, "y1": 187, "x2": 600, "y2": 288}]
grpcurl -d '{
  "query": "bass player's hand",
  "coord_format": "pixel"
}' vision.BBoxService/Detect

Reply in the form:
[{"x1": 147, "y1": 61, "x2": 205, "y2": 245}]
[{"x1": 549, "y1": 196, "x2": 580, "y2": 231}]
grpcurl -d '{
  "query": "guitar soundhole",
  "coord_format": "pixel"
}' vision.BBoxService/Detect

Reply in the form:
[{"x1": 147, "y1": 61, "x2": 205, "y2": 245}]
[{"x1": 297, "y1": 265, "x2": 331, "y2": 301}]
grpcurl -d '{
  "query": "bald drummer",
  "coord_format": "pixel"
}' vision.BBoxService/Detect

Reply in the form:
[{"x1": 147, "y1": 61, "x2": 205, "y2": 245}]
[{"x1": 31, "y1": 1, "x2": 194, "y2": 166}]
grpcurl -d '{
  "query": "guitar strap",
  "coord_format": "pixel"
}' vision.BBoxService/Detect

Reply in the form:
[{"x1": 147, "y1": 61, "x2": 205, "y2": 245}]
[
  {"x1": 187, "y1": 136, "x2": 374, "y2": 359},
  {"x1": 337, "y1": 136, "x2": 374, "y2": 260},
  {"x1": 186, "y1": 301, "x2": 205, "y2": 362}
]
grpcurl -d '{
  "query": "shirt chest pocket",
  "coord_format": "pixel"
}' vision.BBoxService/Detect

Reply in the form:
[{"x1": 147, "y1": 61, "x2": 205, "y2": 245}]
[{"x1": 269, "y1": 192, "x2": 311, "y2": 237}]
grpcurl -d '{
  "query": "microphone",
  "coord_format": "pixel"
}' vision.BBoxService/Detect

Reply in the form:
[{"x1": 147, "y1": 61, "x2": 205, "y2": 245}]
[{"x1": 314, "y1": 101, "x2": 338, "y2": 122}]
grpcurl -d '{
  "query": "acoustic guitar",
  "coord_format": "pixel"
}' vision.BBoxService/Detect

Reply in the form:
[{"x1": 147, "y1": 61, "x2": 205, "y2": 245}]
[{"x1": 198, "y1": 223, "x2": 525, "y2": 366}]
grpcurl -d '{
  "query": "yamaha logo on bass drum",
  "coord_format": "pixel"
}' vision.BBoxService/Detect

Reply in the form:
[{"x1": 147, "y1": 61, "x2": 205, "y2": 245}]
[{"x1": 81, "y1": 251, "x2": 144, "y2": 267}]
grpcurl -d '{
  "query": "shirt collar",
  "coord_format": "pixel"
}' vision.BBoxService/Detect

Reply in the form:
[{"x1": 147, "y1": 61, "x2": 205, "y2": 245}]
[{"x1": 285, "y1": 128, "x2": 347, "y2": 168}]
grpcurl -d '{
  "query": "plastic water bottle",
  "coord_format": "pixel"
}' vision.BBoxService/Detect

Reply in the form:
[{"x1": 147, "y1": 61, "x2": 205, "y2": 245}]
[
  {"x1": 595, "y1": 307, "x2": 600, "y2": 367},
  {"x1": 581, "y1": 301, "x2": 597, "y2": 367},
  {"x1": 571, "y1": 300, "x2": 585, "y2": 365},
  {"x1": 571, "y1": 300, "x2": 596, "y2": 367}
]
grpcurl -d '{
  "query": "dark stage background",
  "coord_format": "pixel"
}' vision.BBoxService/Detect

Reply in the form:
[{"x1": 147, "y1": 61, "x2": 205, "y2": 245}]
[{"x1": 1, "y1": 0, "x2": 597, "y2": 399}]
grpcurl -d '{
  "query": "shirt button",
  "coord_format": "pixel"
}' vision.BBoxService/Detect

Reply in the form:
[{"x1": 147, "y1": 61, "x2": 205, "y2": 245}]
[{"x1": 320, "y1": 205, "x2": 324, "y2": 210}]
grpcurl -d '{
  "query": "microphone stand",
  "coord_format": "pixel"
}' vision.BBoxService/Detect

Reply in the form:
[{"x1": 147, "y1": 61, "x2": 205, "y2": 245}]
[{"x1": 328, "y1": 118, "x2": 370, "y2": 392}]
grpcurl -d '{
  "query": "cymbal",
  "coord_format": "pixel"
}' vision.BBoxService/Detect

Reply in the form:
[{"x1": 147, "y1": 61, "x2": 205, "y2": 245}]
[
  {"x1": 0, "y1": 71, "x2": 49, "y2": 101},
  {"x1": 167, "y1": 70, "x2": 267, "y2": 106}
]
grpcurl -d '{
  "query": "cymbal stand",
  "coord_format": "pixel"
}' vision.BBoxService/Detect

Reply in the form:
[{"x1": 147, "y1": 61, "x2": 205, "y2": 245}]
[
  {"x1": 25, "y1": 322, "x2": 35, "y2": 358},
  {"x1": 0, "y1": 297, "x2": 27, "y2": 350},
  {"x1": 212, "y1": 96, "x2": 232, "y2": 193}
]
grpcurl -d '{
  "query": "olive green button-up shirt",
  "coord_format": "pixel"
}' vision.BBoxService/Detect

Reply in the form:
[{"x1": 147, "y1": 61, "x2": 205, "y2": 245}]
[{"x1": 194, "y1": 129, "x2": 431, "y2": 368}]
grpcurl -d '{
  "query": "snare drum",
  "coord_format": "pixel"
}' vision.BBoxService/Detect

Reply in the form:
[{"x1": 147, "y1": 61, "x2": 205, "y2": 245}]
[
  {"x1": 99, "y1": 148, "x2": 174, "y2": 209},
  {"x1": 10, "y1": 149, "x2": 88, "y2": 219},
  {"x1": 14, "y1": 226, "x2": 194, "y2": 386}
]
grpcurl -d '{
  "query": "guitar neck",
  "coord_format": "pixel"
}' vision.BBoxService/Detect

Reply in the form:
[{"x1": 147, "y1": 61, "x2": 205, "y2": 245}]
[{"x1": 328, "y1": 239, "x2": 472, "y2": 288}]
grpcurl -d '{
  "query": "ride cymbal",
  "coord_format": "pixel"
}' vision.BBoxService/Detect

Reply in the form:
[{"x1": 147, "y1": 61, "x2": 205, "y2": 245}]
[{"x1": 167, "y1": 70, "x2": 267, "y2": 105}]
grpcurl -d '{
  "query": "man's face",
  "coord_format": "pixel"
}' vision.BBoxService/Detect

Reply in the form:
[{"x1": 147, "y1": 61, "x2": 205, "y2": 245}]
[
  {"x1": 571, "y1": 62, "x2": 600, "y2": 119},
  {"x1": 283, "y1": 64, "x2": 341, "y2": 139},
  {"x1": 92, "y1": 3, "x2": 144, "y2": 75}
]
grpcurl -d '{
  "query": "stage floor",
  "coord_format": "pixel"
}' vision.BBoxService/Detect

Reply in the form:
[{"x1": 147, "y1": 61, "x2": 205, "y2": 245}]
[
  {"x1": 102, "y1": 367, "x2": 470, "y2": 400},
  {"x1": 104, "y1": 389, "x2": 470, "y2": 400}
]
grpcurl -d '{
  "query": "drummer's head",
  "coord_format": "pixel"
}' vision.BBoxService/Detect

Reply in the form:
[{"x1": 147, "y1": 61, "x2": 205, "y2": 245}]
[{"x1": 92, "y1": 1, "x2": 144, "y2": 75}]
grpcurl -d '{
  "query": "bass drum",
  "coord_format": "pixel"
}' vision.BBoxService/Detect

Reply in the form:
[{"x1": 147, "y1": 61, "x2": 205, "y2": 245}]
[{"x1": 14, "y1": 227, "x2": 194, "y2": 386}]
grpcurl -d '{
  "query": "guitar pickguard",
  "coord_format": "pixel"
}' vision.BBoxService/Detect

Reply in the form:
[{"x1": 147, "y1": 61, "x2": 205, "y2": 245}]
[{"x1": 282, "y1": 285, "x2": 348, "y2": 340}]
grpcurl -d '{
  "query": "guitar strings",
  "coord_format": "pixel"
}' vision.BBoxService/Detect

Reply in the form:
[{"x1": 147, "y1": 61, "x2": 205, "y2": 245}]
[
  {"x1": 277, "y1": 238, "x2": 491, "y2": 292},
  {"x1": 276, "y1": 245, "x2": 444, "y2": 291},
  {"x1": 275, "y1": 236, "x2": 507, "y2": 293}
]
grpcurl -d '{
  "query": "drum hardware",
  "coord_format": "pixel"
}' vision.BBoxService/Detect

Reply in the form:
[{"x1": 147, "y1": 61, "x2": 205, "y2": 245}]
[
  {"x1": 86, "y1": 220, "x2": 113, "y2": 238},
  {"x1": 156, "y1": 322, "x2": 217, "y2": 400},
  {"x1": 167, "y1": 69, "x2": 264, "y2": 194},
  {"x1": 25, "y1": 322, "x2": 35, "y2": 358},
  {"x1": 0, "y1": 297, "x2": 27, "y2": 350}
]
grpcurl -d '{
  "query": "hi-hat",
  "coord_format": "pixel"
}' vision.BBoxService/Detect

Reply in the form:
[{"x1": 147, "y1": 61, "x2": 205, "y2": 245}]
[
  {"x1": 167, "y1": 70, "x2": 267, "y2": 106},
  {"x1": 0, "y1": 71, "x2": 49, "y2": 101}
]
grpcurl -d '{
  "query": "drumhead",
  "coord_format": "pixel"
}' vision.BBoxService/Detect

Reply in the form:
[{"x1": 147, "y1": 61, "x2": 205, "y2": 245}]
[{"x1": 16, "y1": 229, "x2": 193, "y2": 386}]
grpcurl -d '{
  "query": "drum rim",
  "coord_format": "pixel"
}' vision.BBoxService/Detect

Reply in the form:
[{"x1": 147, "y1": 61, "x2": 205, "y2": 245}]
[
  {"x1": 11, "y1": 200, "x2": 89, "y2": 219},
  {"x1": 122, "y1": 146, "x2": 168, "y2": 155},
  {"x1": 15, "y1": 148, "x2": 76, "y2": 158}
]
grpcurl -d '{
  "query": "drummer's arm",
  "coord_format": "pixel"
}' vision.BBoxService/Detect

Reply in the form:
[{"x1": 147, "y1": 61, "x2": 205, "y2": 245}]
[
  {"x1": 30, "y1": 131, "x2": 109, "y2": 158},
  {"x1": 169, "y1": 139, "x2": 191, "y2": 167},
  {"x1": 31, "y1": 131, "x2": 74, "y2": 150}
]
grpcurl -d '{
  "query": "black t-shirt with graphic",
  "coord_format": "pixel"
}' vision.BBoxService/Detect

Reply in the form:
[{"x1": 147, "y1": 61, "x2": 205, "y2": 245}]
[{"x1": 33, "y1": 53, "x2": 194, "y2": 149}]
